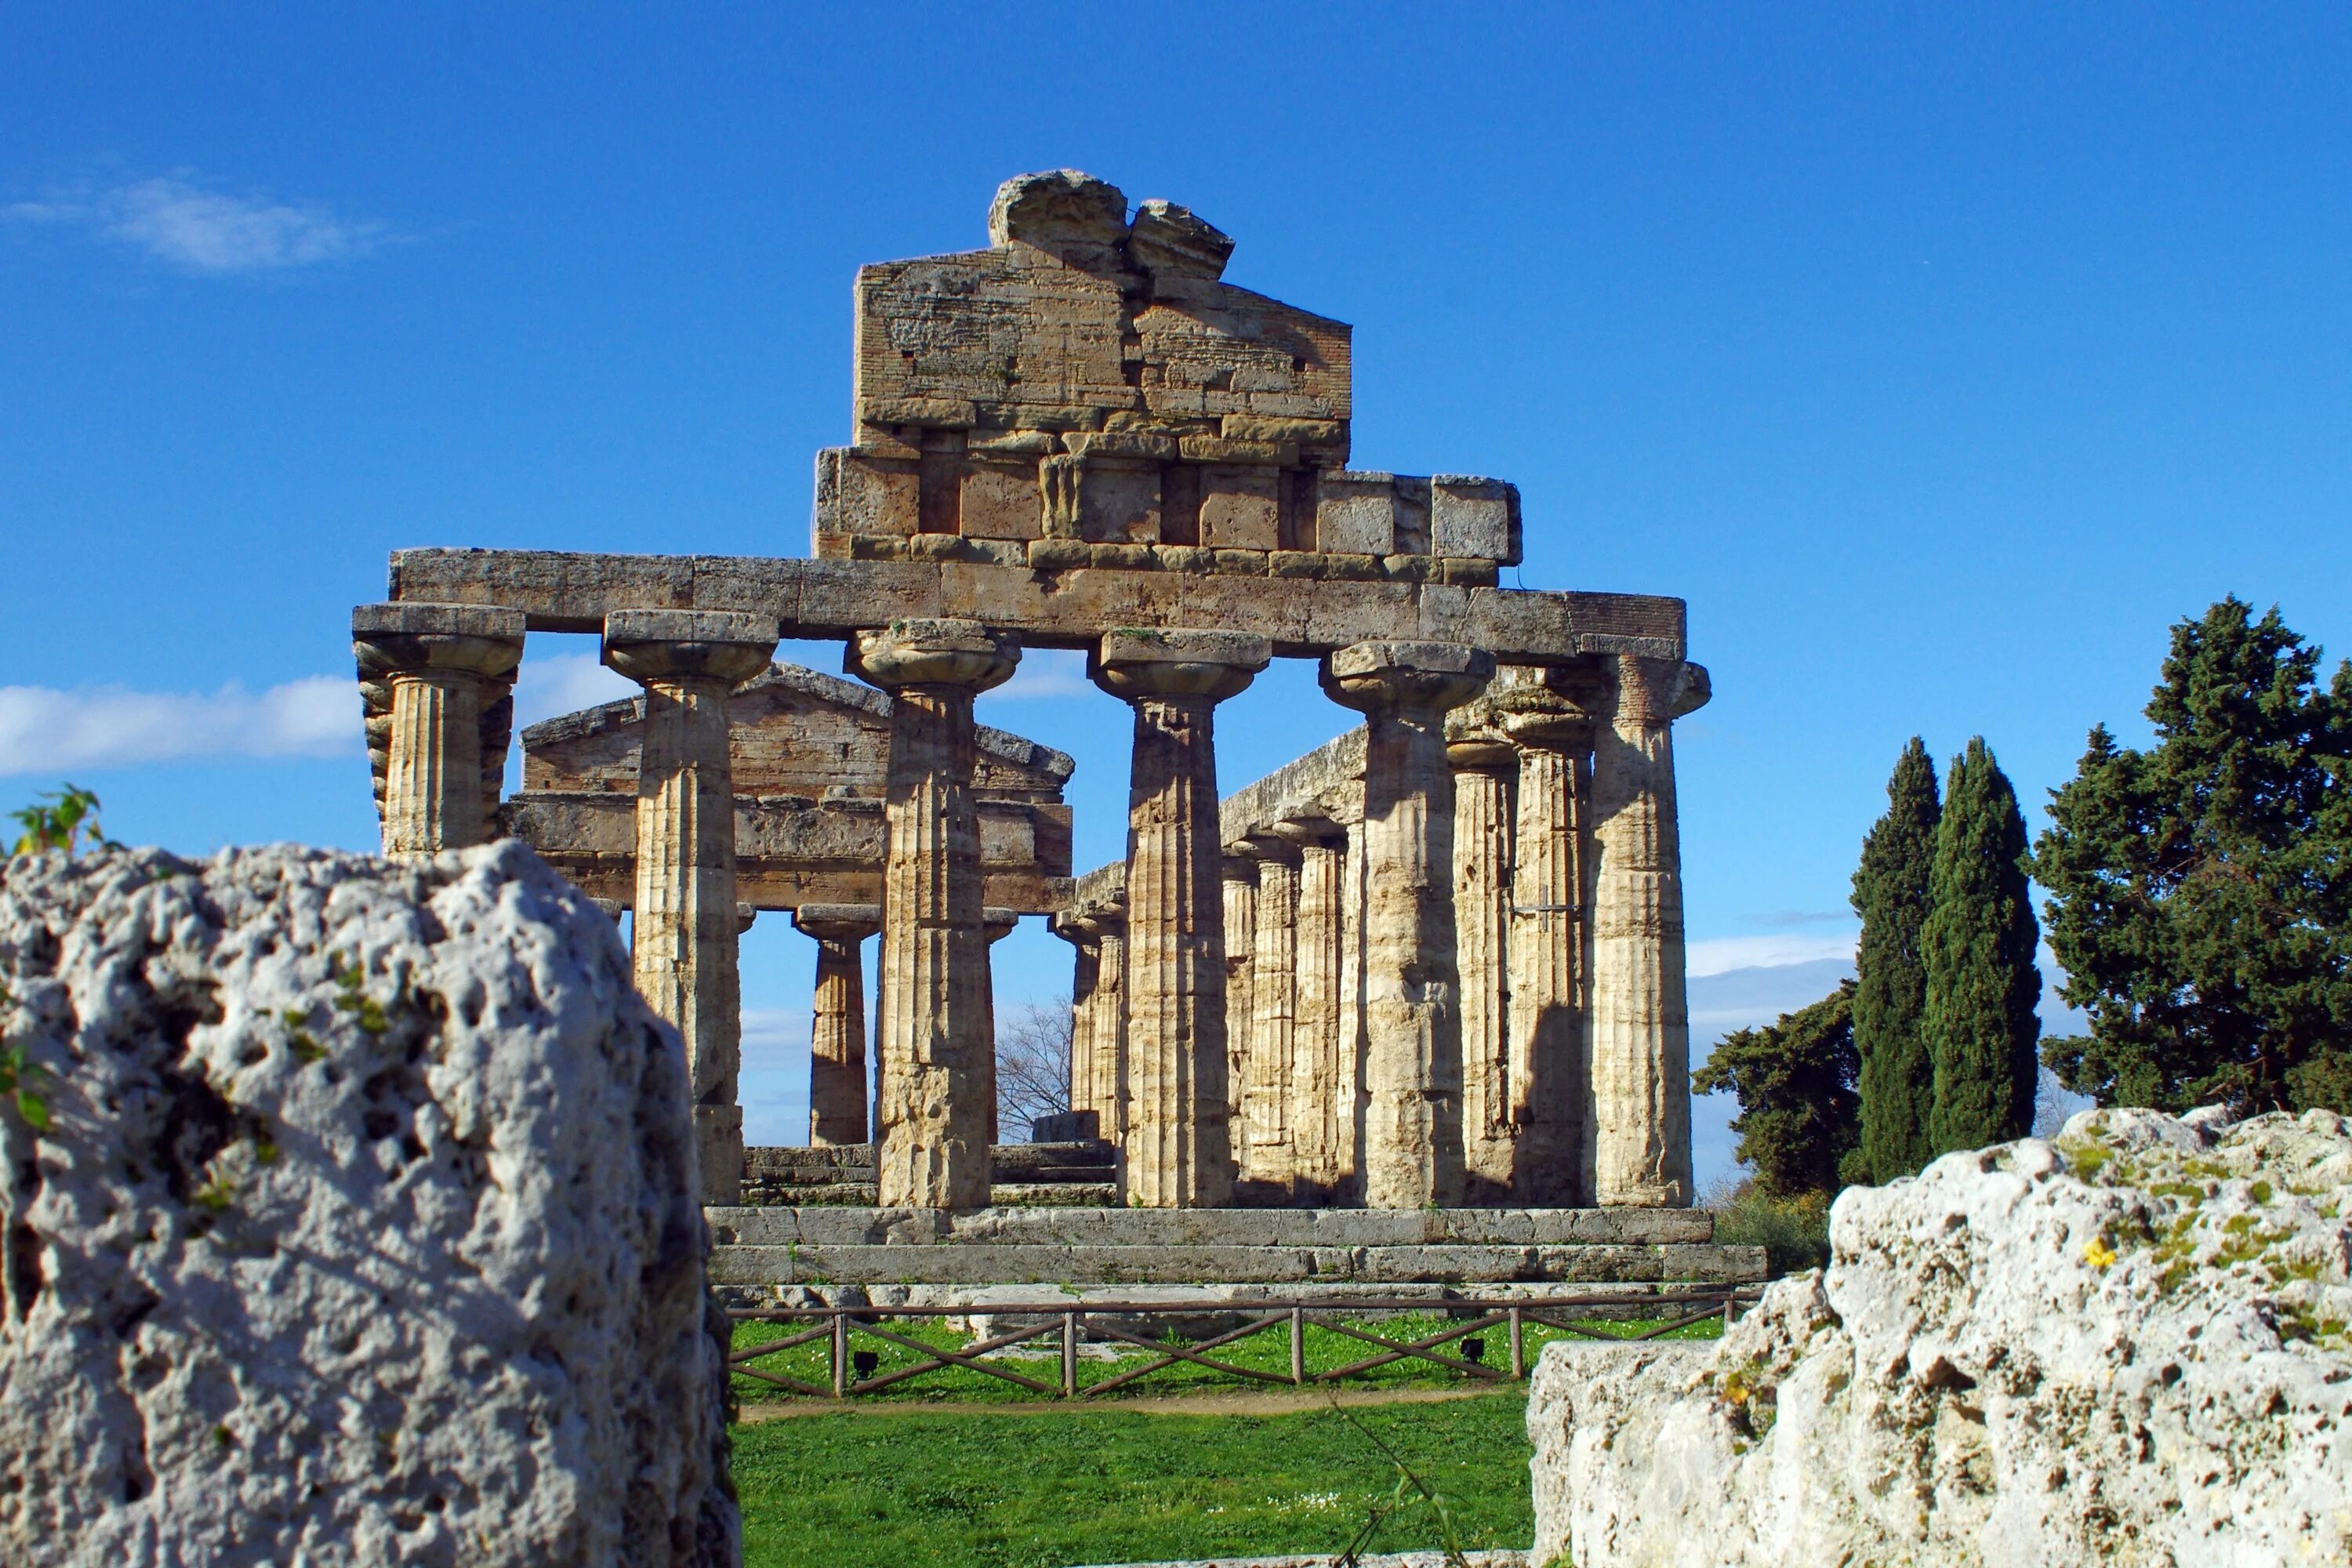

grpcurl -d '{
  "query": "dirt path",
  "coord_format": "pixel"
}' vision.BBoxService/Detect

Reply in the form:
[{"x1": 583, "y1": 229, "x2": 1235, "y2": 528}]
[{"x1": 735, "y1": 1385, "x2": 1512, "y2": 1421}]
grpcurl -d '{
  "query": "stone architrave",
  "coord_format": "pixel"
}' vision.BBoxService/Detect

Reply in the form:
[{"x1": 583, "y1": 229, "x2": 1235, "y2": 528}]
[
  {"x1": 1500, "y1": 686, "x2": 1596, "y2": 1205},
  {"x1": 1278, "y1": 821, "x2": 1348, "y2": 1198},
  {"x1": 602, "y1": 608, "x2": 778, "y2": 1206},
  {"x1": 847, "y1": 618, "x2": 1018, "y2": 1212},
  {"x1": 793, "y1": 903, "x2": 880, "y2": 1148},
  {"x1": 1586, "y1": 655, "x2": 1710, "y2": 1208},
  {"x1": 1089, "y1": 627, "x2": 1271, "y2": 1209},
  {"x1": 353, "y1": 603, "x2": 525, "y2": 862},
  {"x1": 1446, "y1": 728, "x2": 1519, "y2": 1204},
  {"x1": 1320, "y1": 641, "x2": 1494, "y2": 1209},
  {"x1": 979, "y1": 906, "x2": 1018, "y2": 1145},
  {"x1": 1239, "y1": 837, "x2": 1299, "y2": 1191},
  {"x1": 1220, "y1": 856, "x2": 1258, "y2": 1163}
]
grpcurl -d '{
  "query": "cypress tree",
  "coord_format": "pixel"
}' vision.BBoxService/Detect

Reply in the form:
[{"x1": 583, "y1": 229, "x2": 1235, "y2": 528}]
[
  {"x1": 1923, "y1": 738, "x2": 2042, "y2": 1153},
  {"x1": 1850, "y1": 738, "x2": 1941, "y2": 1181}
]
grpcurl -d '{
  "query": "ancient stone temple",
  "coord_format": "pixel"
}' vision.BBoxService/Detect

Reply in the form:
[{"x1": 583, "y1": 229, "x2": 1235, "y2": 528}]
[{"x1": 352, "y1": 170, "x2": 1711, "y2": 1244}]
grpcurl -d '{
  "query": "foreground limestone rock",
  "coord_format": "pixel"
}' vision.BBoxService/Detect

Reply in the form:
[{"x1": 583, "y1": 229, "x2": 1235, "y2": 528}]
[
  {"x1": 0, "y1": 843, "x2": 735, "y2": 1566},
  {"x1": 1529, "y1": 1106, "x2": 2352, "y2": 1567}
]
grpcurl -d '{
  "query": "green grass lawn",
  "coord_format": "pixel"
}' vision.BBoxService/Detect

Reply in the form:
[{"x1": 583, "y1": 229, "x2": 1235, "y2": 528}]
[
  {"x1": 731, "y1": 1308, "x2": 1724, "y2": 1406},
  {"x1": 734, "y1": 1391, "x2": 1537, "y2": 1568}
]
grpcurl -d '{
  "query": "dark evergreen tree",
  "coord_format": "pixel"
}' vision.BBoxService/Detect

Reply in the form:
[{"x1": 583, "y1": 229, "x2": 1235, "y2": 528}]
[
  {"x1": 1850, "y1": 738, "x2": 1941, "y2": 1181},
  {"x1": 1923, "y1": 739, "x2": 2042, "y2": 1152},
  {"x1": 2034, "y1": 598, "x2": 2352, "y2": 1113},
  {"x1": 1692, "y1": 982, "x2": 1860, "y2": 1198}
]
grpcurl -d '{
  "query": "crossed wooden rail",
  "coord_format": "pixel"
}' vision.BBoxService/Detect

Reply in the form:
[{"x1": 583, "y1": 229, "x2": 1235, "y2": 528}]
[{"x1": 726, "y1": 1287, "x2": 1759, "y2": 1401}]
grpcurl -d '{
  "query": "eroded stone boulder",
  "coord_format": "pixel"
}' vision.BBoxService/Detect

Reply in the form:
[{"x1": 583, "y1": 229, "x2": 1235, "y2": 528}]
[
  {"x1": 0, "y1": 843, "x2": 736, "y2": 1567},
  {"x1": 1529, "y1": 1106, "x2": 2352, "y2": 1567}
]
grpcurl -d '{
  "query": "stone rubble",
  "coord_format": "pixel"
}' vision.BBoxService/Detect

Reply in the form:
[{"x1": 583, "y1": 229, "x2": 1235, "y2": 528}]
[
  {"x1": 1527, "y1": 1105, "x2": 2352, "y2": 1568},
  {"x1": 0, "y1": 843, "x2": 735, "y2": 1567}
]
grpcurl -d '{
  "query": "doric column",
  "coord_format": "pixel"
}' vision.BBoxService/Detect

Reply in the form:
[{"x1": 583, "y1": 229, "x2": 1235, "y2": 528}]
[
  {"x1": 1587, "y1": 655, "x2": 1710, "y2": 1207},
  {"x1": 1446, "y1": 725, "x2": 1519, "y2": 1204},
  {"x1": 602, "y1": 608, "x2": 779, "y2": 1206},
  {"x1": 1089, "y1": 628, "x2": 1270, "y2": 1209},
  {"x1": 1333, "y1": 822, "x2": 1368, "y2": 1199},
  {"x1": 1219, "y1": 856, "x2": 1258, "y2": 1165},
  {"x1": 847, "y1": 618, "x2": 1018, "y2": 1212},
  {"x1": 1238, "y1": 836, "x2": 1298, "y2": 1193},
  {"x1": 1051, "y1": 913, "x2": 1103, "y2": 1140},
  {"x1": 1279, "y1": 822, "x2": 1348, "y2": 1200},
  {"x1": 1091, "y1": 909, "x2": 1128, "y2": 1147},
  {"x1": 793, "y1": 903, "x2": 880, "y2": 1149},
  {"x1": 352, "y1": 603, "x2": 524, "y2": 862},
  {"x1": 1499, "y1": 686, "x2": 1596, "y2": 1205},
  {"x1": 981, "y1": 907, "x2": 1018, "y2": 1145},
  {"x1": 1320, "y1": 641, "x2": 1494, "y2": 1209}
]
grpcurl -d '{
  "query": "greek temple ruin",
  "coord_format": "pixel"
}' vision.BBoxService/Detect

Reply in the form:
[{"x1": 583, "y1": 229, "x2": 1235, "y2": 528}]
[{"x1": 350, "y1": 170, "x2": 1712, "y2": 1244}]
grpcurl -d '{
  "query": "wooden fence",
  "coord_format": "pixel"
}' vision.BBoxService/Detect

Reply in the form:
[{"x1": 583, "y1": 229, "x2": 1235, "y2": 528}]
[{"x1": 726, "y1": 1287, "x2": 1758, "y2": 1401}]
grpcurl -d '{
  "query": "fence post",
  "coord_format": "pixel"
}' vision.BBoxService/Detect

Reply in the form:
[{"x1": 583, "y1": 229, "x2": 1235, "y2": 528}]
[
  {"x1": 1722, "y1": 1292, "x2": 1737, "y2": 1334},
  {"x1": 831, "y1": 1308, "x2": 848, "y2": 1399},
  {"x1": 1062, "y1": 1310, "x2": 1078, "y2": 1399},
  {"x1": 1508, "y1": 1305, "x2": 1525, "y2": 1380},
  {"x1": 1290, "y1": 1305, "x2": 1306, "y2": 1387}
]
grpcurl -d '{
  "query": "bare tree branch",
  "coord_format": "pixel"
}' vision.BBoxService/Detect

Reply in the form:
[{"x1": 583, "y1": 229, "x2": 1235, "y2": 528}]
[{"x1": 996, "y1": 996, "x2": 1073, "y2": 1138}]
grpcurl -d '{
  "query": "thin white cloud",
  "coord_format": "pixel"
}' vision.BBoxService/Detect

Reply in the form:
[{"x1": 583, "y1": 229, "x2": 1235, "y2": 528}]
[
  {"x1": 978, "y1": 648, "x2": 1094, "y2": 703},
  {"x1": 5, "y1": 173, "x2": 395, "y2": 274},
  {"x1": 513, "y1": 652, "x2": 637, "y2": 729},
  {"x1": 1686, "y1": 930, "x2": 1858, "y2": 978},
  {"x1": 0, "y1": 677, "x2": 359, "y2": 775}
]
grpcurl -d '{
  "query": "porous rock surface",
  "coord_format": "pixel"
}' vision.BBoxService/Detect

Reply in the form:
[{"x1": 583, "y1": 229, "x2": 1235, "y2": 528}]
[
  {"x1": 1528, "y1": 1106, "x2": 2352, "y2": 1566},
  {"x1": 0, "y1": 843, "x2": 735, "y2": 1566}
]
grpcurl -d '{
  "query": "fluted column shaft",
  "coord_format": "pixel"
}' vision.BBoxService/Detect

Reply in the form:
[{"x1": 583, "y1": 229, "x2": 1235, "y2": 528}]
[
  {"x1": 604, "y1": 609, "x2": 778, "y2": 1206},
  {"x1": 1288, "y1": 829, "x2": 1348, "y2": 1197},
  {"x1": 980, "y1": 909, "x2": 1018, "y2": 1144},
  {"x1": 1221, "y1": 859, "x2": 1258, "y2": 1164},
  {"x1": 1054, "y1": 917, "x2": 1103, "y2": 1136},
  {"x1": 1091, "y1": 629, "x2": 1269, "y2": 1209},
  {"x1": 1322, "y1": 641, "x2": 1494, "y2": 1209},
  {"x1": 796, "y1": 906, "x2": 879, "y2": 1148},
  {"x1": 849, "y1": 619, "x2": 1018, "y2": 1213},
  {"x1": 1242, "y1": 844, "x2": 1299, "y2": 1191},
  {"x1": 1448, "y1": 739, "x2": 1519, "y2": 1203},
  {"x1": 1588, "y1": 655, "x2": 1708, "y2": 1207},
  {"x1": 1092, "y1": 919, "x2": 1127, "y2": 1144},
  {"x1": 1497, "y1": 699, "x2": 1594, "y2": 1204},
  {"x1": 353, "y1": 603, "x2": 524, "y2": 862}
]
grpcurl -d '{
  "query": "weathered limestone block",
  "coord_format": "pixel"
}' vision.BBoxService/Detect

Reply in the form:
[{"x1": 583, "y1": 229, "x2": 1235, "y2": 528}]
[
  {"x1": 792, "y1": 904, "x2": 878, "y2": 1147},
  {"x1": 604, "y1": 609, "x2": 779, "y2": 1207},
  {"x1": 1586, "y1": 655, "x2": 1707, "y2": 1207},
  {"x1": 1322, "y1": 641, "x2": 1494, "y2": 1210},
  {"x1": 848, "y1": 619, "x2": 1018, "y2": 1212},
  {"x1": 1091, "y1": 629, "x2": 1269, "y2": 1208},
  {"x1": 352, "y1": 603, "x2": 525, "y2": 862},
  {"x1": 1429, "y1": 475, "x2": 1523, "y2": 565},
  {"x1": 0, "y1": 843, "x2": 733, "y2": 1566},
  {"x1": 1529, "y1": 1109, "x2": 2352, "y2": 1568}
]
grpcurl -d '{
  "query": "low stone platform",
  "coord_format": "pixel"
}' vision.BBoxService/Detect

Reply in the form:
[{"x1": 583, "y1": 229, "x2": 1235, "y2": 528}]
[{"x1": 705, "y1": 1206, "x2": 1764, "y2": 1294}]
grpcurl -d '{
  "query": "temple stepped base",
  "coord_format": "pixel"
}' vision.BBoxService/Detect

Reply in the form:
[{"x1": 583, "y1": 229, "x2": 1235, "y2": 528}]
[{"x1": 704, "y1": 1206, "x2": 1765, "y2": 1292}]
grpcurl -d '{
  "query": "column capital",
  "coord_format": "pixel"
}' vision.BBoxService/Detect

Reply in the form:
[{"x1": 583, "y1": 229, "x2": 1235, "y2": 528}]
[
  {"x1": 848, "y1": 618, "x2": 1018, "y2": 692},
  {"x1": 352, "y1": 602, "x2": 524, "y2": 680},
  {"x1": 602, "y1": 609, "x2": 779, "y2": 687},
  {"x1": 1219, "y1": 853, "x2": 1261, "y2": 885},
  {"x1": 1497, "y1": 687, "x2": 1596, "y2": 752},
  {"x1": 982, "y1": 907, "x2": 1022, "y2": 943},
  {"x1": 1050, "y1": 911, "x2": 1102, "y2": 945},
  {"x1": 1603, "y1": 655, "x2": 1711, "y2": 726},
  {"x1": 1089, "y1": 628, "x2": 1272, "y2": 704},
  {"x1": 1234, "y1": 830, "x2": 1301, "y2": 866},
  {"x1": 793, "y1": 902, "x2": 881, "y2": 943},
  {"x1": 1269, "y1": 816, "x2": 1347, "y2": 850},
  {"x1": 1320, "y1": 640, "x2": 1493, "y2": 719}
]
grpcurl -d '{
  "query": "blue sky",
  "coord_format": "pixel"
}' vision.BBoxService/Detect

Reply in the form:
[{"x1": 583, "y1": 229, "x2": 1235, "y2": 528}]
[{"x1": 6, "y1": 6, "x2": 2349, "y2": 1185}]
